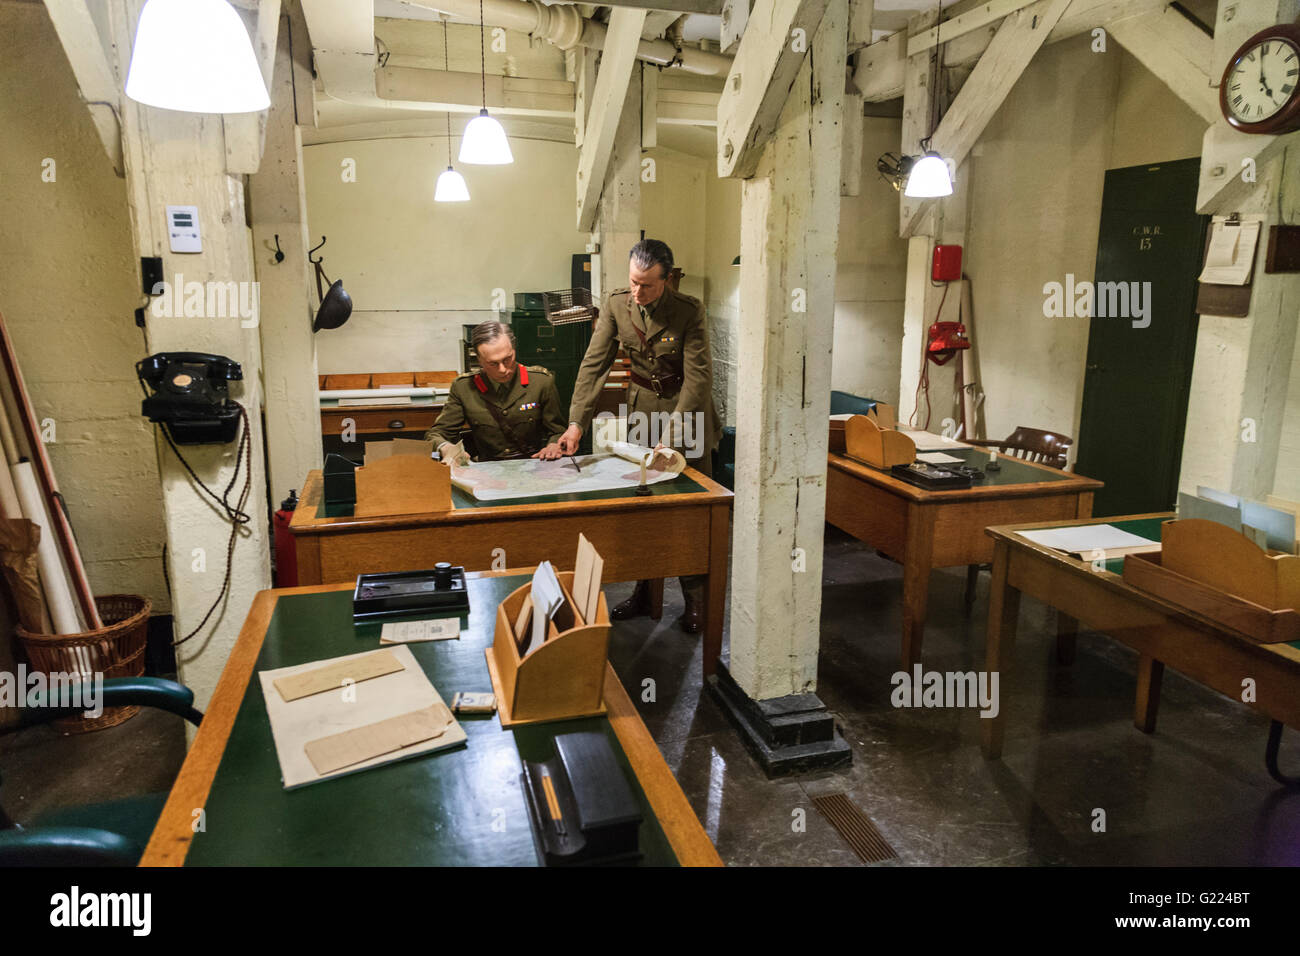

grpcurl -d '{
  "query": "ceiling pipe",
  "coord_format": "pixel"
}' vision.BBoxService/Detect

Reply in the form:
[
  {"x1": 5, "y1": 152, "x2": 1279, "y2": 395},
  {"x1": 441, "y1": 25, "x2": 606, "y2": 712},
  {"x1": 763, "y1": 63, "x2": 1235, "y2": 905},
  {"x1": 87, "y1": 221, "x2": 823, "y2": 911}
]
[
  {"x1": 302, "y1": 0, "x2": 733, "y2": 122},
  {"x1": 394, "y1": 0, "x2": 734, "y2": 76}
]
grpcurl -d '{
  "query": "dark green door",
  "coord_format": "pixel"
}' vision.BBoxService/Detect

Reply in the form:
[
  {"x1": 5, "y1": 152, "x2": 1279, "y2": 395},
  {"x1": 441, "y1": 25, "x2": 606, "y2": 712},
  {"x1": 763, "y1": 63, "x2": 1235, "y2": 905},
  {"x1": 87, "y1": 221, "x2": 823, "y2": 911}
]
[{"x1": 1074, "y1": 159, "x2": 1206, "y2": 516}]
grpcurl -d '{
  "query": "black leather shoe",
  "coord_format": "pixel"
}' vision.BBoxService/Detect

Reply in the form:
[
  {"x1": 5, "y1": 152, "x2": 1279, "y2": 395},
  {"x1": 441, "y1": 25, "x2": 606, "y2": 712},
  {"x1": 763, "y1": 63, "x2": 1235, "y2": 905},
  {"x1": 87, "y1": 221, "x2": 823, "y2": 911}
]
[{"x1": 611, "y1": 580, "x2": 653, "y2": 621}]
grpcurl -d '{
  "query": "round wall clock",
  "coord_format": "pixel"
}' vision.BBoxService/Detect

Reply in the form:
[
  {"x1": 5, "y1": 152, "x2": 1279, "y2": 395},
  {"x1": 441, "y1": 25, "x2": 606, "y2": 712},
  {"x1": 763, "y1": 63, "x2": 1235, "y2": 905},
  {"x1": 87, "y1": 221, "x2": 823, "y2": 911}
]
[{"x1": 1220, "y1": 23, "x2": 1300, "y2": 134}]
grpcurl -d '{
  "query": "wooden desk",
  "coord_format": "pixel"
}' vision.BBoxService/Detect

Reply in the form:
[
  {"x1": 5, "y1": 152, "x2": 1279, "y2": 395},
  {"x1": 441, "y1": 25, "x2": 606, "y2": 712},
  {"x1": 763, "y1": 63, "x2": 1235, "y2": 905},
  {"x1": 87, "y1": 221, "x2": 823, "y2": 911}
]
[
  {"x1": 982, "y1": 514, "x2": 1300, "y2": 786},
  {"x1": 825, "y1": 448, "x2": 1102, "y2": 668},
  {"x1": 141, "y1": 572, "x2": 722, "y2": 866},
  {"x1": 319, "y1": 397, "x2": 443, "y2": 439},
  {"x1": 289, "y1": 466, "x2": 733, "y2": 678}
]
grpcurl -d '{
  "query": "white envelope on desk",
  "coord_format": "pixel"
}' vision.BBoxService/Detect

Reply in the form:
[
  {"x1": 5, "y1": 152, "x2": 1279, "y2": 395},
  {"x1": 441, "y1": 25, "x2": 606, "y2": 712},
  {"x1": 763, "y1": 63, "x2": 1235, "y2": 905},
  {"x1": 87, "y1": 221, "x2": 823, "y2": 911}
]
[{"x1": 259, "y1": 645, "x2": 465, "y2": 789}]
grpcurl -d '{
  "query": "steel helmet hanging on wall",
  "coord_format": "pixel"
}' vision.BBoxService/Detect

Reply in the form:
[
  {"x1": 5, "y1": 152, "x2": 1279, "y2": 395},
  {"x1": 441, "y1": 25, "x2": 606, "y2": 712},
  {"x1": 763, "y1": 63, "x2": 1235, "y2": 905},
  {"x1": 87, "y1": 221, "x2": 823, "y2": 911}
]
[{"x1": 308, "y1": 236, "x2": 352, "y2": 332}]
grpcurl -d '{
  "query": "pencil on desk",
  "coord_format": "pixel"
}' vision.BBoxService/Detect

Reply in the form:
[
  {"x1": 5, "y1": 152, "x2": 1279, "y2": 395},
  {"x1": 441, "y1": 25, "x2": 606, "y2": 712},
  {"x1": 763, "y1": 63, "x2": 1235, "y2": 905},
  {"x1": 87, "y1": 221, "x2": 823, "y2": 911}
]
[
  {"x1": 569, "y1": 455, "x2": 582, "y2": 473},
  {"x1": 541, "y1": 769, "x2": 566, "y2": 835}
]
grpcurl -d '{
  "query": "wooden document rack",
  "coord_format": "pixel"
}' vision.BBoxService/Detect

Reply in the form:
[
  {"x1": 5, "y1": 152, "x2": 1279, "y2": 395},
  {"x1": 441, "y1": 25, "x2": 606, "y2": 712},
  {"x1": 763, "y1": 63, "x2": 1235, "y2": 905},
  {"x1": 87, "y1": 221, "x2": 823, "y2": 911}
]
[{"x1": 485, "y1": 571, "x2": 611, "y2": 727}]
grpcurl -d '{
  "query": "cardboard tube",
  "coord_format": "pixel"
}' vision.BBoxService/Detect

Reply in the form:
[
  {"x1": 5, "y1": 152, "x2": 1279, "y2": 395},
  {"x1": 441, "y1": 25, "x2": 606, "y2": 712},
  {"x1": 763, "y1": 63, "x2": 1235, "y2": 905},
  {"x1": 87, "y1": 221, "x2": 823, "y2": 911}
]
[
  {"x1": 0, "y1": 452, "x2": 21, "y2": 520},
  {"x1": 0, "y1": 385, "x2": 20, "y2": 465},
  {"x1": 12, "y1": 461, "x2": 80, "y2": 635}
]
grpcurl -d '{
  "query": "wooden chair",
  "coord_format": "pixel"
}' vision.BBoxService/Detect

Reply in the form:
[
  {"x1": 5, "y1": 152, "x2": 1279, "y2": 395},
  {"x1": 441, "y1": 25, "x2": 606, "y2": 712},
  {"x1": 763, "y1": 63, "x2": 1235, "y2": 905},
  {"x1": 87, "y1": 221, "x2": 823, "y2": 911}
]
[
  {"x1": 967, "y1": 425, "x2": 1073, "y2": 471},
  {"x1": 963, "y1": 426, "x2": 1074, "y2": 612}
]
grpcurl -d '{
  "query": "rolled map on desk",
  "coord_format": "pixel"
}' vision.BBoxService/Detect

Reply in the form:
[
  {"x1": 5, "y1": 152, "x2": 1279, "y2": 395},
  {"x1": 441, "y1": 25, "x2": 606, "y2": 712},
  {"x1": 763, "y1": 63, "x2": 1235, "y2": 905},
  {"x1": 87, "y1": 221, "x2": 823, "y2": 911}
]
[{"x1": 450, "y1": 442, "x2": 686, "y2": 502}]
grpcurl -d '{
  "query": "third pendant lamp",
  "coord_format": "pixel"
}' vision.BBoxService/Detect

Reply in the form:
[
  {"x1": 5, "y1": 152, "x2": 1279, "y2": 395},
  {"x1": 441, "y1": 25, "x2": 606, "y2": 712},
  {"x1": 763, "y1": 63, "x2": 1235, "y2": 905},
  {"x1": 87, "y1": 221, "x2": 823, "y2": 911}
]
[
  {"x1": 435, "y1": 17, "x2": 470, "y2": 202},
  {"x1": 459, "y1": 0, "x2": 513, "y2": 165}
]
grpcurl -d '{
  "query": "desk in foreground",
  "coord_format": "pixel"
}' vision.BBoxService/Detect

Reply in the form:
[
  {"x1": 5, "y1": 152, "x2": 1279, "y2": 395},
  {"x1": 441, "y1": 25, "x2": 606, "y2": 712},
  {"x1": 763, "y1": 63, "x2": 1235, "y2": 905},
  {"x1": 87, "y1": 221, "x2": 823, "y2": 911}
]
[
  {"x1": 289, "y1": 465, "x2": 733, "y2": 677},
  {"x1": 825, "y1": 449, "x2": 1102, "y2": 668},
  {"x1": 982, "y1": 514, "x2": 1300, "y2": 785},
  {"x1": 141, "y1": 572, "x2": 721, "y2": 866}
]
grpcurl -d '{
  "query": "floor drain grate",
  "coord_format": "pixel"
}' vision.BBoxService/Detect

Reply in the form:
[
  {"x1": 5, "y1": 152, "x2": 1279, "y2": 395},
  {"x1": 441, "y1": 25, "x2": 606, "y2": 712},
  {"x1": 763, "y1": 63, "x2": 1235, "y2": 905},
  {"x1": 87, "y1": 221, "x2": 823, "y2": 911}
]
[{"x1": 812, "y1": 792, "x2": 898, "y2": 863}]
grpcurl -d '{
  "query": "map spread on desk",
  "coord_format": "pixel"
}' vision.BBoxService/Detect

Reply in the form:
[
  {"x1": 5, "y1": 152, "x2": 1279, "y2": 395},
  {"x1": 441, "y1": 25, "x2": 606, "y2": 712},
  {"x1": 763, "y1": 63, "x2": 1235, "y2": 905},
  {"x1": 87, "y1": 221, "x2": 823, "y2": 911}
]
[{"x1": 451, "y1": 443, "x2": 685, "y2": 501}]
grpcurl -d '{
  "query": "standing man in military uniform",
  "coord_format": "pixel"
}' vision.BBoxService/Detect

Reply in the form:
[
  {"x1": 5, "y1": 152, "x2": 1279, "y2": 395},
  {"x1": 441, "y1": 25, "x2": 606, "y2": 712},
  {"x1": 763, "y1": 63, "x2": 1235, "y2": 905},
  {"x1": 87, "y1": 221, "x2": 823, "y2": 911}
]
[
  {"x1": 556, "y1": 239, "x2": 721, "y2": 633},
  {"x1": 427, "y1": 320, "x2": 568, "y2": 463}
]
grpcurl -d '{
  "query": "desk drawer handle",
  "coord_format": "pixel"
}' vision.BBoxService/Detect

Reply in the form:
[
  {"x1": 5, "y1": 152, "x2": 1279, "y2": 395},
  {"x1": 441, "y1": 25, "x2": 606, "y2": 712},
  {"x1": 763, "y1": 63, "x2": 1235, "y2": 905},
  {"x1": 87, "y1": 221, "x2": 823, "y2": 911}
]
[{"x1": 387, "y1": 419, "x2": 406, "y2": 430}]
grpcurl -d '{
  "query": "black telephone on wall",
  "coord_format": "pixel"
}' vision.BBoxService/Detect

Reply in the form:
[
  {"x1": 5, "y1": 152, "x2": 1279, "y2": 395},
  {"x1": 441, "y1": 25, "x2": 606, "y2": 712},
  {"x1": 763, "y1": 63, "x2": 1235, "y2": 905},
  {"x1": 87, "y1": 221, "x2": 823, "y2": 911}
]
[{"x1": 137, "y1": 352, "x2": 243, "y2": 445}]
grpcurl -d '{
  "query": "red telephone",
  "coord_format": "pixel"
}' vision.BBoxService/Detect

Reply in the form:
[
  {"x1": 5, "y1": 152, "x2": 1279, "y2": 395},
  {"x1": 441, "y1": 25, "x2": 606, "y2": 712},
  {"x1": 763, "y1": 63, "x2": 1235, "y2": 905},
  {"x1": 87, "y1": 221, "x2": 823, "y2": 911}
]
[{"x1": 926, "y1": 321, "x2": 970, "y2": 365}]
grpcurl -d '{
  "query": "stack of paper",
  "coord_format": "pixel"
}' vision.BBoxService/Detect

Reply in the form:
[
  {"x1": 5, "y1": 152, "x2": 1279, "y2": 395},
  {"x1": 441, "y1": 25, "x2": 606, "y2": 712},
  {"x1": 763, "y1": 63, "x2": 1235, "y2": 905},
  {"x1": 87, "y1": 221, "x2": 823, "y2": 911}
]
[
  {"x1": 259, "y1": 646, "x2": 465, "y2": 789},
  {"x1": 897, "y1": 428, "x2": 971, "y2": 451},
  {"x1": 1180, "y1": 487, "x2": 1296, "y2": 553},
  {"x1": 524, "y1": 561, "x2": 565, "y2": 655},
  {"x1": 1019, "y1": 524, "x2": 1160, "y2": 557}
]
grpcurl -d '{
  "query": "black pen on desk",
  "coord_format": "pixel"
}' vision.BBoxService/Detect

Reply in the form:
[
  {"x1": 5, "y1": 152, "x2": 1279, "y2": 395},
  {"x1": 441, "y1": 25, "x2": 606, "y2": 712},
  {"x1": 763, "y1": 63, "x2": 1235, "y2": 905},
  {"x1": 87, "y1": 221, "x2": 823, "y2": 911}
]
[{"x1": 568, "y1": 455, "x2": 582, "y2": 473}]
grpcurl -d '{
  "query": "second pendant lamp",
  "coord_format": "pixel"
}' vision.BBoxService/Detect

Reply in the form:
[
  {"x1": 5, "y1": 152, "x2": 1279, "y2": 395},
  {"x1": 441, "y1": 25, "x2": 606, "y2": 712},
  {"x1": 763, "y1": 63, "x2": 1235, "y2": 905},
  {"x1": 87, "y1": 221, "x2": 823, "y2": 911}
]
[{"x1": 459, "y1": 0, "x2": 513, "y2": 165}]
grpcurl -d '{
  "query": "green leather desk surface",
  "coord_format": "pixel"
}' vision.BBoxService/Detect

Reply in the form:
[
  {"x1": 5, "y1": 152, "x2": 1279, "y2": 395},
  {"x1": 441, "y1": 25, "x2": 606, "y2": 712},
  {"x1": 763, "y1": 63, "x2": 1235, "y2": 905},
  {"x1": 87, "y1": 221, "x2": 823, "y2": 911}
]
[
  {"x1": 909, "y1": 447, "x2": 1074, "y2": 487},
  {"x1": 183, "y1": 575, "x2": 679, "y2": 866},
  {"x1": 320, "y1": 470, "x2": 707, "y2": 518}
]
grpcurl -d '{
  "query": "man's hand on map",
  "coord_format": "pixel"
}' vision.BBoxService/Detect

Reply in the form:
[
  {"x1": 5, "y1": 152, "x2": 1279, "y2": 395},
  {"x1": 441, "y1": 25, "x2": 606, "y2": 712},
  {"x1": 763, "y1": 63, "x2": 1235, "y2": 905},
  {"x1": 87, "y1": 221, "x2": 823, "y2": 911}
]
[
  {"x1": 533, "y1": 442, "x2": 565, "y2": 460},
  {"x1": 557, "y1": 424, "x2": 582, "y2": 455},
  {"x1": 650, "y1": 443, "x2": 676, "y2": 468},
  {"x1": 438, "y1": 442, "x2": 471, "y2": 467}
]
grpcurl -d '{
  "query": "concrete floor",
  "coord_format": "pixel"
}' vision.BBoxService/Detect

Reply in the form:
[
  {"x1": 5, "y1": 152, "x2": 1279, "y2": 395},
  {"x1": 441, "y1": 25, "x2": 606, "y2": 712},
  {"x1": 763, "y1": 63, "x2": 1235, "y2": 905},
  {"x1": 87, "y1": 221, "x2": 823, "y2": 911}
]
[{"x1": 4, "y1": 525, "x2": 1298, "y2": 865}]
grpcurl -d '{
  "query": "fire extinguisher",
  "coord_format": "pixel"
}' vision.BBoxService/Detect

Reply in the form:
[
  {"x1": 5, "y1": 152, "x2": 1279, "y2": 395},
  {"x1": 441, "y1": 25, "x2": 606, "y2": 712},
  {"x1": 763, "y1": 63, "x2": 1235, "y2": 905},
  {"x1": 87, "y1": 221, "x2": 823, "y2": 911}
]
[{"x1": 273, "y1": 489, "x2": 299, "y2": 588}]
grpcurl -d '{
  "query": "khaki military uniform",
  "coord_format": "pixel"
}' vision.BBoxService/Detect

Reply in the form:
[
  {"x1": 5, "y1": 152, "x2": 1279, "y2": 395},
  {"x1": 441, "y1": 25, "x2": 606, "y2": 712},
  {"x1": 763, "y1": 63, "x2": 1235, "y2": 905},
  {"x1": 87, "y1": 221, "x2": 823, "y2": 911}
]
[
  {"x1": 426, "y1": 365, "x2": 567, "y2": 461},
  {"x1": 568, "y1": 287, "x2": 721, "y2": 468}
]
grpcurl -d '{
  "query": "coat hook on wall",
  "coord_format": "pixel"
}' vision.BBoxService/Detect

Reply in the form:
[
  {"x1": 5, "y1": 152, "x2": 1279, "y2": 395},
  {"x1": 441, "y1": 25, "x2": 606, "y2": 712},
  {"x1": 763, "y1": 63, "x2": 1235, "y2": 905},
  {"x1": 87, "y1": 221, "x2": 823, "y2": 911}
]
[
  {"x1": 309, "y1": 236, "x2": 328, "y2": 263},
  {"x1": 273, "y1": 234, "x2": 285, "y2": 263}
]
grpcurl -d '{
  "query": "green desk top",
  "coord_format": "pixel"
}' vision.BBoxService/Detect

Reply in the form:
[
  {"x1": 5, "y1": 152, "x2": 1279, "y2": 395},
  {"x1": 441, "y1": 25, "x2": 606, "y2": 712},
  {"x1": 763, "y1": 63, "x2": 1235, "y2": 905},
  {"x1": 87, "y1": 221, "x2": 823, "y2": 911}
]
[
  {"x1": 833, "y1": 446, "x2": 1077, "y2": 489},
  {"x1": 184, "y1": 575, "x2": 678, "y2": 866},
  {"x1": 921, "y1": 447, "x2": 1074, "y2": 487},
  {"x1": 320, "y1": 470, "x2": 707, "y2": 518}
]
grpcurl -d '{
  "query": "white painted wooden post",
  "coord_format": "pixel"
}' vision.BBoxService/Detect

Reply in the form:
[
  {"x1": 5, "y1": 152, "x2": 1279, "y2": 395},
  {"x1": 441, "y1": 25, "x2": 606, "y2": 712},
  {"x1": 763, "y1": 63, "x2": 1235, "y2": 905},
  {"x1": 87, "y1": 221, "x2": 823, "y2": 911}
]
[
  {"x1": 1178, "y1": 0, "x2": 1300, "y2": 501},
  {"x1": 250, "y1": 0, "x2": 323, "y2": 506},
  {"x1": 110, "y1": 0, "x2": 273, "y2": 711},
  {"x1": 728, "y1": 0, "x2": 847, "y2": 701},
  {"x1": 595, "y1": 70, "x2": 643, "y2": 302}
]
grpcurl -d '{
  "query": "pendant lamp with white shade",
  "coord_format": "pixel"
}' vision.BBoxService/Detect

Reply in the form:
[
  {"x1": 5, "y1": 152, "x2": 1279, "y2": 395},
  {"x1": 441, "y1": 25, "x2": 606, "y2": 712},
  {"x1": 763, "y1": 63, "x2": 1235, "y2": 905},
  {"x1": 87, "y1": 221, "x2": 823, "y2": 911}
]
[
  {"x1": 435, "y1": 18, "x2": 470, "y2": 202},
  {"x1": 125, "y1": 0, "x2": 269, "y2": 113},
  {"x1": 459, "y1": 0, "x2": 513, "y2": 165}
]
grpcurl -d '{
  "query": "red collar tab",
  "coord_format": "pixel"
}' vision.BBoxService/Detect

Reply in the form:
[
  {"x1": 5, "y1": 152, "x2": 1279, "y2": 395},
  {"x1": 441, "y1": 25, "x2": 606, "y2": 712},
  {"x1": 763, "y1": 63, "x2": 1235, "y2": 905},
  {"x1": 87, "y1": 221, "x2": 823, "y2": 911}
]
[
  {"x1": 473, "y1": 374, "x2": 488, "y2": 393},
  {"x1": 518, "y1": 365, "x2": 529, "y2": 386}
]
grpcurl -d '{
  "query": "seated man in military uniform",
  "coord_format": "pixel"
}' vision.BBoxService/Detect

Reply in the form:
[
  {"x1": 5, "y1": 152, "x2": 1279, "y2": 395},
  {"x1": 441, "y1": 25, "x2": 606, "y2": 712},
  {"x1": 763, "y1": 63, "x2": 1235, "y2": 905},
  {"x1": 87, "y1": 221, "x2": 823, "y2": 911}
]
[{"x1": 427, "y1": 320, "x2": 567, "y2": 463}]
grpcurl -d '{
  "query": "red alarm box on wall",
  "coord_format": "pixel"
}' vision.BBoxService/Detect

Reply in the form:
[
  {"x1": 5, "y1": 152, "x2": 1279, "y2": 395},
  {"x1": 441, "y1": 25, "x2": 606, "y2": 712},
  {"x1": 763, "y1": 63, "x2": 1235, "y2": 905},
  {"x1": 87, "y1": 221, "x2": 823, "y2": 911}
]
[{"x1": 932, "y1": 244, "x2": 962, "y2": 282}]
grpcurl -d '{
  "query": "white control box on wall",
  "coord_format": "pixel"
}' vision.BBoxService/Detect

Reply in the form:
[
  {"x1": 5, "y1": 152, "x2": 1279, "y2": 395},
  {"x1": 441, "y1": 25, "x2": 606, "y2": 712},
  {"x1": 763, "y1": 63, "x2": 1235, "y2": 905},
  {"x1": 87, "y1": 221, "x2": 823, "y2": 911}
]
[{"x1": 166, "y1": 205, "x2": 201, "y2": 253}]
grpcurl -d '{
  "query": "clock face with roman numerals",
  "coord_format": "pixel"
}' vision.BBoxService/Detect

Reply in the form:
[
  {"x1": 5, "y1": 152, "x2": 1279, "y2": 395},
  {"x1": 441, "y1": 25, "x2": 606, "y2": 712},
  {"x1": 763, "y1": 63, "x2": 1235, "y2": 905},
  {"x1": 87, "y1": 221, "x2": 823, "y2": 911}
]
[{"x1": 1221, "y1": 25, "x2": 1300, "y2": 134}]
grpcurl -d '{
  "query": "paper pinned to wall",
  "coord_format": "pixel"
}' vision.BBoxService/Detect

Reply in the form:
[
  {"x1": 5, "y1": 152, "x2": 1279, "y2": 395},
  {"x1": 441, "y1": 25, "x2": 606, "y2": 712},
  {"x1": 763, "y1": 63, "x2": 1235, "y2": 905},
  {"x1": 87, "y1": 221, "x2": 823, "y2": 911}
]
[{"x1": 1198, "y1": 219, "x2": 1259, "y2": 285}]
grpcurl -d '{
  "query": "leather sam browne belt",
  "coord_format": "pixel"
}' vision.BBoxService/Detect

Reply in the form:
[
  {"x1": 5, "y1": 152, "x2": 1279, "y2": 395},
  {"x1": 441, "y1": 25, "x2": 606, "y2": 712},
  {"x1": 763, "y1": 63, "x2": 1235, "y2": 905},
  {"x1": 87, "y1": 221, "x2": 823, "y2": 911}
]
[{"x1": 629, "y1": 370, "x2": 683, "y2": 398}]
